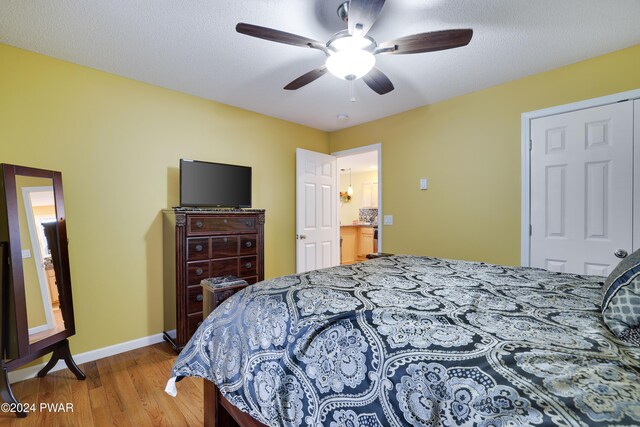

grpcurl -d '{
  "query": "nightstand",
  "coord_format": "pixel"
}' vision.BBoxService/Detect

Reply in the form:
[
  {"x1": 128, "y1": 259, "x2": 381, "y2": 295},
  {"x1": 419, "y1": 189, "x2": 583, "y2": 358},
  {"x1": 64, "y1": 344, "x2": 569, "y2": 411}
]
[{"x1": 200, "y1": 276, "x2": 250, "y2": 319}]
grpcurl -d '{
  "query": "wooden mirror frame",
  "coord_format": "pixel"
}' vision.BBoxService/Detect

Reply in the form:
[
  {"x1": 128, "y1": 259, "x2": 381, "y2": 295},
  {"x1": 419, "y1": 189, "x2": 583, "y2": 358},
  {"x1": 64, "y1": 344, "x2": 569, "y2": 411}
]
[{"x1": 0, "y1": 164, "x2": 84, "y2": 418}]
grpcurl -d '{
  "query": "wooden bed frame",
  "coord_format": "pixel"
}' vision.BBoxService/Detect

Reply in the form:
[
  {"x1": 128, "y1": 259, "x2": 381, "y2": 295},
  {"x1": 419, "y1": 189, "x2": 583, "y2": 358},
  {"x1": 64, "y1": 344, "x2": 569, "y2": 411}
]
[
  {"x1": 203, "y1": 381, "x2": 266, "y2": 427},
  {"x1": 201, "y1": 281, "x2": 267, "y2": 427}
]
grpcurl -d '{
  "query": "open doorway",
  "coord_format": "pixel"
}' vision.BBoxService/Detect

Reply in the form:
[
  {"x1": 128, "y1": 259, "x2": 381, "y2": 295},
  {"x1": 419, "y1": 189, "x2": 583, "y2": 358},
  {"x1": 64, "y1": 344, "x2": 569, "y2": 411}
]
[{"x1": 333, "y1": 144, "x2": 382, "y2": 265}]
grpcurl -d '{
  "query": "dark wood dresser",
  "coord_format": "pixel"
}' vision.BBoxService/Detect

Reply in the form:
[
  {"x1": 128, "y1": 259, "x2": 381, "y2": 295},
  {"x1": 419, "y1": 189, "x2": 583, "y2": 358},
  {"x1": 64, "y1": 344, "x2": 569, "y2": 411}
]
[{"x1": 162, "y1": 208, "x2": 265, "y2": 350}]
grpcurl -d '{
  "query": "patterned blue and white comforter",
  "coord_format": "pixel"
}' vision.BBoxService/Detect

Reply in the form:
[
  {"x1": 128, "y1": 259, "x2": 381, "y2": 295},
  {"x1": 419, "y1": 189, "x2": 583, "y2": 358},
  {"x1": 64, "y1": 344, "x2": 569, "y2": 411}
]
[{"x1": 169, "y1": 255, "x2": 640, "y2": 426}]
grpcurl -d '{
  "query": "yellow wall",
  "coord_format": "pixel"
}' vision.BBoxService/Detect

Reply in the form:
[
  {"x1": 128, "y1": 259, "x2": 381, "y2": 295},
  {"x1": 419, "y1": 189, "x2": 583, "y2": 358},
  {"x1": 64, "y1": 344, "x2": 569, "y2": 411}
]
[
  {"x1": 32, "y1": 205, "x2": 56, "y2": 218},
  {"x1": 330, "y1": 44, "x2": 640, "y2": 265},
  {"x1": 0, "y1": 43, "x2": 329, "y2": 355}
]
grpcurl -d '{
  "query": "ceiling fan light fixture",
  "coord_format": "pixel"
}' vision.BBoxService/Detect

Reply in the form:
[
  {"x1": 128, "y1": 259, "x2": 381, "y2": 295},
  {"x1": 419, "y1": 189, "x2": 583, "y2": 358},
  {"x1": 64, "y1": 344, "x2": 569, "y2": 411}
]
[
  {"x1": 325, "y1": 33, "x2": 376, "y2": 80},
  {"x1": 330, "y1": 34, "x2": 374, "y2": 51},
  {"x1": 236, "y1": 0, "x2": 472, "y2": 95},
  {"x1": 326, "y1": 49, "x2": 375, "y2": 80}
]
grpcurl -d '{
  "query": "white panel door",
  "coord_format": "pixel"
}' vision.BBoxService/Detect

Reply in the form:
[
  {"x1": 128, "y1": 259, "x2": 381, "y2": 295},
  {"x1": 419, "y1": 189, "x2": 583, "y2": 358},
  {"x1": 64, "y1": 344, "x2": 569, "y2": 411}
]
[
  {"x1": 531, "y1": 101, "x2": 633, "y2": 275},
  {"x1": 634, "y1": 100, "x2": 640, "y2": 252},
  {"x1": 296, "y1": 148, "x2": 339, "y2": 273}
]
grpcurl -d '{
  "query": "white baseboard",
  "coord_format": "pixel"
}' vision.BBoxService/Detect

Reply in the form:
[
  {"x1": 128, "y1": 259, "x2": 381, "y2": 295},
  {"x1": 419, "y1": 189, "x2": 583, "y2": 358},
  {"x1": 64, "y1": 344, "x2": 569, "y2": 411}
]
[{"x1": 8, "y1": 333, "x2": 166, "y2": 384}]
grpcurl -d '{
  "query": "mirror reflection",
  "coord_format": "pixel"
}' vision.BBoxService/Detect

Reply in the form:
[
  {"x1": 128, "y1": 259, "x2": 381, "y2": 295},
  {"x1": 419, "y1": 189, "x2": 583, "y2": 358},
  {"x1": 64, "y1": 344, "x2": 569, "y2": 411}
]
[{"x1": 14, "y1": 175, "x2": 65, "y2": 343}]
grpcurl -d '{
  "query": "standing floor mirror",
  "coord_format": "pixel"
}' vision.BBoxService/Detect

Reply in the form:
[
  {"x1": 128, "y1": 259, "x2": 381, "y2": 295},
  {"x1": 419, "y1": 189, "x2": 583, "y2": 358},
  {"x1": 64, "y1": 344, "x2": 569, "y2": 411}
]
[{"x1": 0, "y1": 164, "x2": 84, "y2": 418}]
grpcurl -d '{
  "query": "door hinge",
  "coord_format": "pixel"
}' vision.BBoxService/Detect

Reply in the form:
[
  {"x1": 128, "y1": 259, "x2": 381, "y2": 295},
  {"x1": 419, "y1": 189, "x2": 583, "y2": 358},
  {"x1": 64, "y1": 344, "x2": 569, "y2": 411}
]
[
  {"x1": 529, "y1": 139, "x2": 533, "y2": 151},
  {"x1": 529, "y1": 224, "x2": 532, "y2": 236}
]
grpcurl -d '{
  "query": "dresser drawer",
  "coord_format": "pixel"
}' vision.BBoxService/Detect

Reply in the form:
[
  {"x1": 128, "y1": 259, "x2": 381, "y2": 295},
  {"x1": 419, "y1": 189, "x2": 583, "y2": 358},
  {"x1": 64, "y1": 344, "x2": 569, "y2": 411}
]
[
  {"x1": 239, "y1": 235, "x2": 257, "y2": 255},
  {"x1": 242, "y1": 276, "x2": 258, "y2": 285},
  {"x1": 211, "y1": 258, "x2": 238, "y2": 277},
  {"x1": 211, "y1": 236, "x2": 238, "y2": 259},
  {"x1": 186, "y1": 238, "x2": 209, "y2": 261},
  {"x1": 187, "y1": 261, "x2": 210, "y2": 286},
  {"x1": 187, "y1": 216, "x2": 256, "y2": 235},
  {"x1": 187, "y1": 285, "x2": 204, "y2": 314},
  {"x1": 239, "y1": 256, "x2": 257, "y2": 277},
  {"x1": 212, "y1": 285, "x2": 248, "y2": 308}
]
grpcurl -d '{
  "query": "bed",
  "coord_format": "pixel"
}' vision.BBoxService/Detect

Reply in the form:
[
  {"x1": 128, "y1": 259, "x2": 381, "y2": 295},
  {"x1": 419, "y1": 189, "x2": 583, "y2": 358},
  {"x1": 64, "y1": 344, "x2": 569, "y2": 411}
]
[{"x1": 167, "y1": 255, "x2": 640, "y2": 426}]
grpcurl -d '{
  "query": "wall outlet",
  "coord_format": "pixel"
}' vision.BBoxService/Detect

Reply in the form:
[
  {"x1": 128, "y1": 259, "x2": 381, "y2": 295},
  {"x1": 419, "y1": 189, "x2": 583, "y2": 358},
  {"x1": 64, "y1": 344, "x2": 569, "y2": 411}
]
[
  {"x1": 383, "y1": 215, "x2": 393, "y2": 225},
  {"x1": 420, "y1": 178, "x2": 428, "y2": 190},
  {"x1": 21, "y1": 249, "x2": 31, "y2": 259}
]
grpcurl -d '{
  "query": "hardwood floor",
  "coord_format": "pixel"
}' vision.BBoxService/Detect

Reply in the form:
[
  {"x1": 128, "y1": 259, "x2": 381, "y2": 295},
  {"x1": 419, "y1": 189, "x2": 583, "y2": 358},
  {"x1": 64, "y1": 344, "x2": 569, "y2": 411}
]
[{"x1": 0, "y1": 343, "x2": 204, "y2": 427}]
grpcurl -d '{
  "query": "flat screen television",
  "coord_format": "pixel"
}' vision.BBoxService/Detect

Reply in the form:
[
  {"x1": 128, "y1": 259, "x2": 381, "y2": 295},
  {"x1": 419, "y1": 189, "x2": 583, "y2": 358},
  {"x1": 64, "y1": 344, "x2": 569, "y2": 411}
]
[{"x1": 180, "y1": 159, "x2": 252, "y2": 208}]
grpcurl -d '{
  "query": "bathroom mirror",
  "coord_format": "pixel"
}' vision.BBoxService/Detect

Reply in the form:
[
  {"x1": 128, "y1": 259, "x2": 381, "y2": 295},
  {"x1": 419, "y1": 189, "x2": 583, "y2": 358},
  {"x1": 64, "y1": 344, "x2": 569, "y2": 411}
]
[{"x1": 0, "y1": 164, "x2": 84, "y2": 417}]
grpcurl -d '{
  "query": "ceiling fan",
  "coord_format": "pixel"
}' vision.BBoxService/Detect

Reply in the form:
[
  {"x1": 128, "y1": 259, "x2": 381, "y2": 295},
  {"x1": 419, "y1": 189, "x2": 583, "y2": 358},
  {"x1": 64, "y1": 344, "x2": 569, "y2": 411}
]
[{"x1": 236, "y1": 0, "x2": 473, "y2": 95}]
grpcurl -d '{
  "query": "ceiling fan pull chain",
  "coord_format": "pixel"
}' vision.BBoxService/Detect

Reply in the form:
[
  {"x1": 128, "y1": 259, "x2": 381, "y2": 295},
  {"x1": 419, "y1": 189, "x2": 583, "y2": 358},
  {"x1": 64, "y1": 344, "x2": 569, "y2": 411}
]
[{"x1": 349, "y1": 79, "x2": 356, "y2": 103}]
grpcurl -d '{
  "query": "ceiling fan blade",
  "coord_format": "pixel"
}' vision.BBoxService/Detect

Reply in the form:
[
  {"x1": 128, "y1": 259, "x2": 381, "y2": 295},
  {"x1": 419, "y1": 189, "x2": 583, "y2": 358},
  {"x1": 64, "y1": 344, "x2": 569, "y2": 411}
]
[
  {"x1": 348, "y1": 0, "x2": 385, "y2": 37},
  {"x1": 284, "y1": 66, "x2": 328, "y2": 90},
  {"x1": 236, "y1": 23, "x2": 326, "y2": 52},
  {"x1": 377, "y1": 29, "x2": 473, "y2": 55},
  {"x1": 363, "y1": 67, "x2": 394, "y2": 95}
]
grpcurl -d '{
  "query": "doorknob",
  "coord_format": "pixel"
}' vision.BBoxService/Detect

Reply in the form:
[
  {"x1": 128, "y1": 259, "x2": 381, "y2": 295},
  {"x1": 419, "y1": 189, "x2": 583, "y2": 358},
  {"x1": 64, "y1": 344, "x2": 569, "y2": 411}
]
[
  {"x1": 614, "y1": 249, "x2": 628, "y2": 259},
  {"x1": 297, "y1": 234, "x2": 307, "y2": 240}
]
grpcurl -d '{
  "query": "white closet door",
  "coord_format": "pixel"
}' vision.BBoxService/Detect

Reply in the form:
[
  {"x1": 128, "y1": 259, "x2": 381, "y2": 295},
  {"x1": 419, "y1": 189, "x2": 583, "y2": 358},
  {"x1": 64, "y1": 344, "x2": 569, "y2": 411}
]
[
  {"x1": 531, "y1": 101, "x2": 633, "y2": 275},
  {"x1": 635, "y1": 99, "x2": 640, "y2": 252}
]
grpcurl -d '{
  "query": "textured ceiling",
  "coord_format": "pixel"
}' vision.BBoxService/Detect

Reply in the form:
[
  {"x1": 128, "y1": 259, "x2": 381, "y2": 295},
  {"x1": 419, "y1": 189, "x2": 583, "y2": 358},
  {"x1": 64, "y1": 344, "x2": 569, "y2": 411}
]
[{"x1": 1, "y1": 1, "x2": 640, "y2": 131}]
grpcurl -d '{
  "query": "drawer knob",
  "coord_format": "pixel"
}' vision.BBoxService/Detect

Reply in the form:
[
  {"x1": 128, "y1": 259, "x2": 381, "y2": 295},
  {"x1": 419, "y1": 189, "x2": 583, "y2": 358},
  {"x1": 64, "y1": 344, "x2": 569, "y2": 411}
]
[
  {"x1": 224, "y1": 237, "x2": 228, "y2": 243},
  {"x1": 246, "y1": 221, "x2": 252, "y2": 226},
  {"x1": 245, "y1": 262, "x2": 252, "y2": 269},
  {"x1": 245, "y1": 241, "x2": 253, "y2": 248},
  {"x1": 195, "y1": 268, "x2": 203, "y2": 276},
  {"x1": 224, "y1": 219, "x2": 228, "y2": 224},
  {"x1": 196, "y1": 294, "x2": 203, "y2": 302},
  {"x1": 195, "y1": 221, "x2": 203, "y2": 229},
  {"x1": 195, "y1": 244, "x2": 203, "y2": 252}
]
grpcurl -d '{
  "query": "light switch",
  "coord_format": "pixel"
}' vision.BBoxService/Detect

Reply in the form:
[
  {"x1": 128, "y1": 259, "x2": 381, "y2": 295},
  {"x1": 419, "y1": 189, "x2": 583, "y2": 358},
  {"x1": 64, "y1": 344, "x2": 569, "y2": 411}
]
[
  {"x1": 420, "y1": 178, "x2": 428, "y2": 190},
  {"x1": 21, "y1": 249, "x2": 31, "y2": 259},
  {"x1": 383, "y1": 215, "x2": 393, "y2": 225}
]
